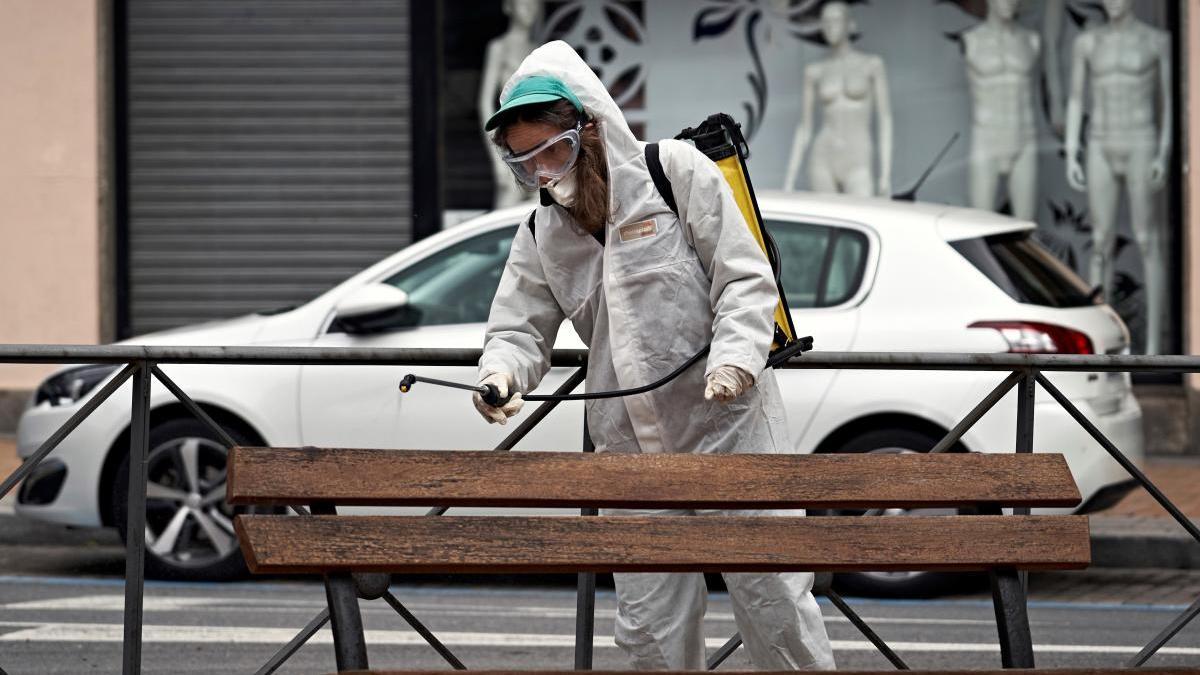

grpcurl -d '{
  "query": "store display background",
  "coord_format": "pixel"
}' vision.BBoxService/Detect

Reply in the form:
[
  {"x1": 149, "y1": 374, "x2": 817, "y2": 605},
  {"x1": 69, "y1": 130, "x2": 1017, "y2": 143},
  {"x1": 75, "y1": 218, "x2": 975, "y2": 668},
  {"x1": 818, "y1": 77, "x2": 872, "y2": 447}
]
[{"x1": 449, "y1": 0, "x2": 1182, "y2": 354}]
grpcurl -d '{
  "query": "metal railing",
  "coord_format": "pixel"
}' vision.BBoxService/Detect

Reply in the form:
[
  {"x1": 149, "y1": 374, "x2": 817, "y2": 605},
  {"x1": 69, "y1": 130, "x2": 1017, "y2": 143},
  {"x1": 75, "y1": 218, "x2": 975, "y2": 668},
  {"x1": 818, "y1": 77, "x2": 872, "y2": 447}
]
[{"x1": 0, "y1": 344, "x2": 1198, "y2": 673}]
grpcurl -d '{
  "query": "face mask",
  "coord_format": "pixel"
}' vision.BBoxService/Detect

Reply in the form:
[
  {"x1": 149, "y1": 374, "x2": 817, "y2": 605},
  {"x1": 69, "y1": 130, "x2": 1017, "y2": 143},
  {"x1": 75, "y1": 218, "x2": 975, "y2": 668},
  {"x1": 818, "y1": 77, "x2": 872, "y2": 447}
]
[{"x1": 545, "y1": 171, "x2": 578, "y2": 207}]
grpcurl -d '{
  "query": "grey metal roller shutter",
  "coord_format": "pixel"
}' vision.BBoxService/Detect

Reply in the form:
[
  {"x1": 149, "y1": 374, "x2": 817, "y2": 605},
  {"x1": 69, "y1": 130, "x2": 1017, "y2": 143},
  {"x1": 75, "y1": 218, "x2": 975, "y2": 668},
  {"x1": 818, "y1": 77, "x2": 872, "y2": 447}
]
[{"x1": 126, "y1": 0, "x2": 412, "y2": 335}]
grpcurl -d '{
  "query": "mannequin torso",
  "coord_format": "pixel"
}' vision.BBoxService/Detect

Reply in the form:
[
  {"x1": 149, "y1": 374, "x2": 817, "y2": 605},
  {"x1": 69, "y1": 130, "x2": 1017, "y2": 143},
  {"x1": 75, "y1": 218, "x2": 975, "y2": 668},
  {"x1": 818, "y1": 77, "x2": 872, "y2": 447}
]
[
  {"x1": 783, "y1": 2, "x2": 892, "y2": 197},
  {"x1": 811, "y1": 51, "x2": 877, "y2": 142},
  {"x1": 1065, "y1": 4, "x2": 1172, "y2": 354},
  {"x1": 964, "y1": 22, "x2": 1039, "y2": 142},
  {"x1": 962, "y1": 7, "x2": 1040, "y2": 219},
  {"x1": 1082, "y1": 21, "x2": 1166, "y2": 142},
  {"x1": 785, "y1": 50, "x2": 891, "y2": 196}
]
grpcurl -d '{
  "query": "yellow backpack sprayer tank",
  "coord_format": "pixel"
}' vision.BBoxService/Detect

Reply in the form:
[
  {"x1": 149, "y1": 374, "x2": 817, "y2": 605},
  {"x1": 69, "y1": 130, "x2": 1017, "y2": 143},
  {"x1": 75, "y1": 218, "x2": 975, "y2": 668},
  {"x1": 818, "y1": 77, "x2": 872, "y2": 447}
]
[{"x1": 646, "y1": 112, "x2": 800, "y2": 355}]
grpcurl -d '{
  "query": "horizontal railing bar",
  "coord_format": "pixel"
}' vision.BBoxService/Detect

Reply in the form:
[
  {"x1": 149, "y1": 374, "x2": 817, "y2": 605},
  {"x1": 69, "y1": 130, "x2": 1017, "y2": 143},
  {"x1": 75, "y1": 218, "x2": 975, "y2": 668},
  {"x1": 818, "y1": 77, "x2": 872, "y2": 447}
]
[
  {"x1": 2, "y1": 345, "x2": 1200, "y2": 371},
  {"x1": 0, "y1": 345, "x2": 569, "y2": 366}
]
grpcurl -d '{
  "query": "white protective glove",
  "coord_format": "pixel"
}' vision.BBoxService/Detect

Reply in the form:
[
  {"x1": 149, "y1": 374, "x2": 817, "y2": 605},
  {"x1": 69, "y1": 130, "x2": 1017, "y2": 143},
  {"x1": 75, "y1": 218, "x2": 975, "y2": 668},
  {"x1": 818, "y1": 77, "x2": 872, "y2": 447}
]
[
  {"x1": 473, "y1": 372, "x2": 525, "y2": 425},
  {"x1": 704, "y1": 365, "x2": 755, "y2": 403}
]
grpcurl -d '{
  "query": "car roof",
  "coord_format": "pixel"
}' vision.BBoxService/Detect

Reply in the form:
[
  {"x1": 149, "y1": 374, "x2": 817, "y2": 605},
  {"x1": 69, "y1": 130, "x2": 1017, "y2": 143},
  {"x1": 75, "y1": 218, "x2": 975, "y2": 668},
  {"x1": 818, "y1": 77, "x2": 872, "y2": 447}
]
[
  {"x1": 756, "y1": 190, "x2": 1035, "y2": 242},
  {"x1": 316, "y1": 192, "x2": 1034, "y2": 313},
  {"x1": 411, "y1": 191, "x2": 1037, "y2": 277}
]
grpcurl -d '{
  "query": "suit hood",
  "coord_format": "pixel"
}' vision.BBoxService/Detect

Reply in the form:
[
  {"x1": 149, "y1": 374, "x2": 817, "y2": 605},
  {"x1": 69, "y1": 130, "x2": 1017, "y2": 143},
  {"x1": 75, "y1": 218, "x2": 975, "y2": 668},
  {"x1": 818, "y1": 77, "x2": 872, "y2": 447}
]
[{"x1": 500, "y1": 40, "x2": 642, "y2": 173}]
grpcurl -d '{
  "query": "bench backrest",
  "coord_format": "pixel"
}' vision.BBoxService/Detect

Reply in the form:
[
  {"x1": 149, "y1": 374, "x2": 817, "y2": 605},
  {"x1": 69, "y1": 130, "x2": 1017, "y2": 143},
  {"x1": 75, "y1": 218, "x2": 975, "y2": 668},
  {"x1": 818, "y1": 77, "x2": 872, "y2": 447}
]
[{"x1": 227, "y1": 447, "x2": 1082, "y2": 509}]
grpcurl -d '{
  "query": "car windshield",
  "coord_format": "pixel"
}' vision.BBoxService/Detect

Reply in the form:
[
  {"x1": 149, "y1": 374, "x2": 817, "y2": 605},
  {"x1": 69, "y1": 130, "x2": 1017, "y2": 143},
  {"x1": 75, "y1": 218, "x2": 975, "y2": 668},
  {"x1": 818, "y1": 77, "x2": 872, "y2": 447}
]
[
  {"x1": 381, "y1": 226, "x2": 517, "y2": 327},
  {"x1": 950, "y1": 232, "x2": 1096, "y2": 308}
]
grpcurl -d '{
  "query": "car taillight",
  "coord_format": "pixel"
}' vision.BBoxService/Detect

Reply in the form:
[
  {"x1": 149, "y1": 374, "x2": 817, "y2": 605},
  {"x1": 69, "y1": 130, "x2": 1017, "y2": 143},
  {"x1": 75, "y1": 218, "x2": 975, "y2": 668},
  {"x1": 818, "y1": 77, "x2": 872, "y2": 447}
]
[{"x1": 969, "y1": 321, "x2": 1094, "y2": 354}]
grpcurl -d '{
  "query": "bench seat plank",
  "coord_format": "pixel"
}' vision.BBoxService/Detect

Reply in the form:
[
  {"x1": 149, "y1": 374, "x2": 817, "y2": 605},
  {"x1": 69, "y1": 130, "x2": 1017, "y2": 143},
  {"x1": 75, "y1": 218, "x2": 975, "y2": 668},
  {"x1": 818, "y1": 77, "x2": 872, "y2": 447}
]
[
  {"x1": 235, "y1": 514, "x2": 1090, "y2": 575},
  {"x1": 227, "y1": 448, "x2": 1082, "y2": 509}
]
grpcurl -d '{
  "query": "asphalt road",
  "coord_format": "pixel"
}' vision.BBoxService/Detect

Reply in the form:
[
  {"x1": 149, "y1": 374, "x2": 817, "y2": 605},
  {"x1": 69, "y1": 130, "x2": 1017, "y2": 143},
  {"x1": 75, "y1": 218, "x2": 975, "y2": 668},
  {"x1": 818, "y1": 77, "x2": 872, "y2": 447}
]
[
  {"x1": 4, "y1": 510, "x2": 1200, "y2": 673},
  {"x1": 3, "y1": 574, "x2": 1200, "y2": 674}
]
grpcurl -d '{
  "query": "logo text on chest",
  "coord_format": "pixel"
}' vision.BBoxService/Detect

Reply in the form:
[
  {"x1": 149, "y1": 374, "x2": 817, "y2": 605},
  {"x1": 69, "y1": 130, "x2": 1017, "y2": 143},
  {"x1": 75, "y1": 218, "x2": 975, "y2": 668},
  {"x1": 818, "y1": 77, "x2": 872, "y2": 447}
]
[{"x1": 618, "y1": 218, "x2": 658, "y2": 243}]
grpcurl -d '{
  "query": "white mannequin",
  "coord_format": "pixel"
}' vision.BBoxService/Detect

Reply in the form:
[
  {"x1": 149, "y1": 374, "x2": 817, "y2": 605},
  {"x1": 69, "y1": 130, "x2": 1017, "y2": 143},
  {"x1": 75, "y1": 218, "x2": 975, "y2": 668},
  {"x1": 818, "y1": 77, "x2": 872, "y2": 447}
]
[
  {"x1": 783, "y1": 1, "x2": 892, "y2": 197},
  {"x1": 963, "y1": 0, "x2": 1040, "y2": 220},
  {"x1": 1065, "y1": 0, "x2": 1172, "y2": 353},
  {"x1": 478, "y1": 0, "x2": 541, "y2": 209}
]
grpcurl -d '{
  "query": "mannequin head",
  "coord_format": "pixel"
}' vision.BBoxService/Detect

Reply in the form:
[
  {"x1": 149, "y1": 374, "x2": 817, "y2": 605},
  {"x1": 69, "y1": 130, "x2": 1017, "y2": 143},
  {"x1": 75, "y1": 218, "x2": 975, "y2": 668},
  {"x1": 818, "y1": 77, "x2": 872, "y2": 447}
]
[
  {"x1": 504, "y1": 0, "x2": 541, "y2": 29},
  {"x1": 1103, "y1": 0, "x2": 1132, "y2": 21},
  {"x1": 987, "y1": 0, "x2": 1020, "y2": 22},
  {"x1": 819, "y1": 2, "x2": 854, "y2": 47}
]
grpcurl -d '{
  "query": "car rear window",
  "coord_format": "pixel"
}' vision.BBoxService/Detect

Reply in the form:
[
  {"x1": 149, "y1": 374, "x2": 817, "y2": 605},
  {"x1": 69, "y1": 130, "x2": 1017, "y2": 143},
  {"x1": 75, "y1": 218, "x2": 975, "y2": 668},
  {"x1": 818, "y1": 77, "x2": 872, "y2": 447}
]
[{"x1": 950, "y1": 232, "x2": 1096, "y2": 308}]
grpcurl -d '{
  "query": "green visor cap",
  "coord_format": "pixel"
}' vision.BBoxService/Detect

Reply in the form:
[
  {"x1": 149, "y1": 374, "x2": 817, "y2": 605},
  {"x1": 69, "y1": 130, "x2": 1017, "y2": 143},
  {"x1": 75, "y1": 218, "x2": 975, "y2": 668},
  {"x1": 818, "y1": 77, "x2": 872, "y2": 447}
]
[{"x1": 485, "y1": 75, "x2": 584, "y2": 131}]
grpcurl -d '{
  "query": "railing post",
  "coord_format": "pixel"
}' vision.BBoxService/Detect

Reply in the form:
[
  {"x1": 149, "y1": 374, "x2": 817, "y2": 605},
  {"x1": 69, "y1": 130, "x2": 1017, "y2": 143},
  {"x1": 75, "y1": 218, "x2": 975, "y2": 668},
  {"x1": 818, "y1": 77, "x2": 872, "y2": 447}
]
[
  {"x1": 1015, "y1": 368, "x2": 1035, "y2": 457},
  {"x1": 575, "y1": 413, "x2": 597, "y2": 671},
  {"x1": 1015, "y1": 368, "x2": 1036, "y2": 595},
  {"x1": 312, "y1": 503, "x2": 369, "y2": 672},
  {"x1": 990, "y1": 566, "x2": 1035, "y2": 667},
  {"x1": 988, "y1": 367, "x2": 1036, "y2": 668},
  {"x1": 122, "y1": 361, "x2": 151, "y2": 675}
]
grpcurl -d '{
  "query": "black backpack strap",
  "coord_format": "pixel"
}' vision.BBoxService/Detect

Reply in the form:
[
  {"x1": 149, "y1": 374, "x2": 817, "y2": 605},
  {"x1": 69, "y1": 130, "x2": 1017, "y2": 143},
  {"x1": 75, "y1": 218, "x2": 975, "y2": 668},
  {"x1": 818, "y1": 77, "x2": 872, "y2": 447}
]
[
  {"x1": 645, "y1": 143, "x2": 678, "y2": 217},
  {"x1": 525, "y1": 210, "x2": 536, "y2": 242}
]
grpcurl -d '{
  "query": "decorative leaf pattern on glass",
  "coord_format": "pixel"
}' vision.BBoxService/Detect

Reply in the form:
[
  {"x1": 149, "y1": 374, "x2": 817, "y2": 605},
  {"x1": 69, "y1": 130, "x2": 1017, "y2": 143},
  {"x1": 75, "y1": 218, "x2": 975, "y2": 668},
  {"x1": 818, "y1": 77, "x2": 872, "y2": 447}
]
[{"x1": 689, "y1": 0, "x2": 863, "y2": 139}]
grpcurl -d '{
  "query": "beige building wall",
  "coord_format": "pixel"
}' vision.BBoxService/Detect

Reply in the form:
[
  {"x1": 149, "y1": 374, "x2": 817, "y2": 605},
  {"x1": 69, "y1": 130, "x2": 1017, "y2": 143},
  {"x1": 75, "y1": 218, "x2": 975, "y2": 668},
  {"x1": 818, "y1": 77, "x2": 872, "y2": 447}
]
[{"x1": 0, "y1": 0, "x2": 103, "y2": 390}]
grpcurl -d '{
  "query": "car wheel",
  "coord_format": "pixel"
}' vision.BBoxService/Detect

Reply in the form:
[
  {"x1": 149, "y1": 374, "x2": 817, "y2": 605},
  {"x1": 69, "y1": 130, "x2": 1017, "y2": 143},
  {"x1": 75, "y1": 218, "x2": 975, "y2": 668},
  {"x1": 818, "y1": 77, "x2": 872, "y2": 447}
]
[
  {"x1": 112, "y1": 417, "x2": 260, "y2": 581},
  {"x1": 825, "y1": 428, "x2": 985, "y2": 599}
]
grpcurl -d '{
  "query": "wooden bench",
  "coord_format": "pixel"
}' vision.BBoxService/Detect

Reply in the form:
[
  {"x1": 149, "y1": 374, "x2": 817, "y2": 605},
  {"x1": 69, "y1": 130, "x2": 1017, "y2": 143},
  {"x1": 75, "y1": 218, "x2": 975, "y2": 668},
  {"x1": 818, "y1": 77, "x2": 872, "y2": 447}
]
[{"x1": 228, "y1": 448, "x2": 1090, "y2": 672}]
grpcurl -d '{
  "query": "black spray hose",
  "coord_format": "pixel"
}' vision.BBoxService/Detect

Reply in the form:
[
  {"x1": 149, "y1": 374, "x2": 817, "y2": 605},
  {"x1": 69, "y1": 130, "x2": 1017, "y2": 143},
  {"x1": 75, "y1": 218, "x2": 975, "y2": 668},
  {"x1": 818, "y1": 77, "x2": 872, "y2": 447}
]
[{"x1": 398, "y1": 336, "x2": 812, "y2": 408}]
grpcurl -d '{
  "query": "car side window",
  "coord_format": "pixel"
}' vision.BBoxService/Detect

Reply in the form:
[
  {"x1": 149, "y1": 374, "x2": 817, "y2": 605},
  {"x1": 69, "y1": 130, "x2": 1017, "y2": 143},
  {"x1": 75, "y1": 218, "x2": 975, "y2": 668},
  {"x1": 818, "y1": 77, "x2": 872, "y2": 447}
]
[
  {"x1": 822, "y1": 229, "x2": 868, "y2": 306},
  {"x1": 380, "y1": 226, "x2": 517, "y2": 328},
  {"x1": 765, "y1": 220, "x2": 869, "y2": 308}
]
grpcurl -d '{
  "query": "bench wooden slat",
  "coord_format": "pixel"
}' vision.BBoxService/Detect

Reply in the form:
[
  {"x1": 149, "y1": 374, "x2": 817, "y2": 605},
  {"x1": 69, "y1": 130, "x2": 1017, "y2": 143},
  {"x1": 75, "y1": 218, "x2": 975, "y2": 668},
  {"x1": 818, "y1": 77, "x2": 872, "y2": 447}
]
[
  {"x1": 227, "y1": 448, "x2": 1082, "y2": 509},
  {"x1": 235, "y1": 514, "x2": 1090, "y2": 575}
]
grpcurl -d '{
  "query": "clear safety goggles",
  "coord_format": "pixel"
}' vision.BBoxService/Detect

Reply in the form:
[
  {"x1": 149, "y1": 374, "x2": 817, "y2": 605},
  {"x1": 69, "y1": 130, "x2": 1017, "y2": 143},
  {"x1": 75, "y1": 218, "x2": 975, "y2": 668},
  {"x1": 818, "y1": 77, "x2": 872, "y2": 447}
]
[{"x1": 501, "y1": 123, "x2": 583, "y2": 188}]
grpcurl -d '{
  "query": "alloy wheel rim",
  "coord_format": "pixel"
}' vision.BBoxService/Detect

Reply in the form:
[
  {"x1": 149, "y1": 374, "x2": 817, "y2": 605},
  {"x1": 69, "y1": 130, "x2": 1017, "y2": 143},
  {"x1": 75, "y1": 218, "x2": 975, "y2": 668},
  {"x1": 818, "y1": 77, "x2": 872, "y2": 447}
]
[{"x1": 141, "y1": 436, "x2": 235, "y2": 568}]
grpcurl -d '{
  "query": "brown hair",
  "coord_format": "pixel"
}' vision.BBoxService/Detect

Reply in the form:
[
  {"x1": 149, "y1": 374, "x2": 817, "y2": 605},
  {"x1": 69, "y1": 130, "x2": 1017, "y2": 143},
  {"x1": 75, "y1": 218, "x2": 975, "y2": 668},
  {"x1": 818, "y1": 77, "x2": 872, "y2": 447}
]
[{"x1": 492, "y1": 99, "x2": 609, "y2": 235}]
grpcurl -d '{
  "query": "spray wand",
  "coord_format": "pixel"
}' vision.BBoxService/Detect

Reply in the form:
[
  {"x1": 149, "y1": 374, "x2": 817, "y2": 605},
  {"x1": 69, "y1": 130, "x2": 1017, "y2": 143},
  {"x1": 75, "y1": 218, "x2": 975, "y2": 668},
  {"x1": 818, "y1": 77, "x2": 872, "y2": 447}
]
[{"x1": 398, "y1": 335, "x2": 812, "y2": 407}]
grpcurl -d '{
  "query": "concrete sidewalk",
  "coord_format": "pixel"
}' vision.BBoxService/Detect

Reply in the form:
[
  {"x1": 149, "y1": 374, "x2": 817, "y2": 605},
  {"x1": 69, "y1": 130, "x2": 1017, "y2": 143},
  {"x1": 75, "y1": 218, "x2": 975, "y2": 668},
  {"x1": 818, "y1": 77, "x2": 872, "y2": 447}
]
[
  {"x1": 1, "y1": 436, "x2": 1197, "y2": 567},
  {"x1": 1090, "y1": 455, "x2": 1200, "y2": 568},
  {"x1": 1, "y1": 435, "x2": 17, "y2": 482}
]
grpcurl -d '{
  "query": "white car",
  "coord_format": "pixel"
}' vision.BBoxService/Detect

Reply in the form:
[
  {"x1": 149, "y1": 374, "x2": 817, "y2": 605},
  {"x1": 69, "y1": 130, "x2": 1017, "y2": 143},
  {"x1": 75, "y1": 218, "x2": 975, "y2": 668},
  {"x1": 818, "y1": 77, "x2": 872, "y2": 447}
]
[{"x1": 15, "y1": 192, "x2": 1143, "y2": 594}]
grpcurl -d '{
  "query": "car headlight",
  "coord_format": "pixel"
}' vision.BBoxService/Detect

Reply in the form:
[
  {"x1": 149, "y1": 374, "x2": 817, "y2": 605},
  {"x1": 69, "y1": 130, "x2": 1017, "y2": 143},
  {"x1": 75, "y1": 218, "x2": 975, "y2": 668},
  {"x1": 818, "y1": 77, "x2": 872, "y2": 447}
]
[{"x1": 35, "y1": 364, "x2": 121, "y2": 407}]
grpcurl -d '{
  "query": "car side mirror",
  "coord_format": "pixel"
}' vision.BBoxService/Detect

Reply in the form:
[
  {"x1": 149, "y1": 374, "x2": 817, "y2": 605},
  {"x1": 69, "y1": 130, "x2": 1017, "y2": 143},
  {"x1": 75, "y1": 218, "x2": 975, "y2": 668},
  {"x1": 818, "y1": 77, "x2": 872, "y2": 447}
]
[{"x1": 332, "y1": 284, "x2": 422, "y2": 334}]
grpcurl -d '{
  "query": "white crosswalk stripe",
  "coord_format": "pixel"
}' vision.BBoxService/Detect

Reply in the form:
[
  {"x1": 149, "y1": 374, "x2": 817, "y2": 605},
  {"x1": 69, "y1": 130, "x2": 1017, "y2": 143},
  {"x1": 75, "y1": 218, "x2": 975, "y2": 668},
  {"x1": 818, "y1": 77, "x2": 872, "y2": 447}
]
[
  {"x1": 0, "y1": 620, "x2": 1197, "y2": 655},
  {"x1": 1, "y1": 593, "x2": 998, "y2": 626}
]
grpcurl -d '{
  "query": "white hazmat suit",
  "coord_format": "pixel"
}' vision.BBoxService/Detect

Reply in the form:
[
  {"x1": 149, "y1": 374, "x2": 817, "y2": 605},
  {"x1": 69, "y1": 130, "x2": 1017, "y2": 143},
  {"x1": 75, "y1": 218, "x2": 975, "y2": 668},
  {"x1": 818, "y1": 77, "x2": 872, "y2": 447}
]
[{"x1": 480, "y1": 41, "x2": 835, "y2": 671}]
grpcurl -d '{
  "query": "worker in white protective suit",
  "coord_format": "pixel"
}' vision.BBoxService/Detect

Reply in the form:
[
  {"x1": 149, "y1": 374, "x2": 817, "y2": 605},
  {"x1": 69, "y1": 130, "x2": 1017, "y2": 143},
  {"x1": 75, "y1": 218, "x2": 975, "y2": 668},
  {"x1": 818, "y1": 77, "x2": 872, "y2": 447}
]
[{"x1": 474, "y1": 41, "x2": 835, "y2": 671}]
